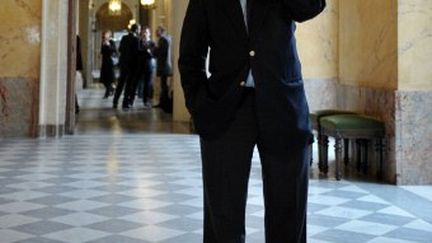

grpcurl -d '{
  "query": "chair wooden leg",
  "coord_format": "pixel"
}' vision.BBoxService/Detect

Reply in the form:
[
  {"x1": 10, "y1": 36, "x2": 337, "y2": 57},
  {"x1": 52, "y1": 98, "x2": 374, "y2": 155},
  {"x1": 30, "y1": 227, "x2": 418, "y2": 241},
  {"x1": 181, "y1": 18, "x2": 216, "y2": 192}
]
[
  {"x1": 319, "y1": 135, "x2": 329, "y2": 174},
  {"x1": 362, "y1": 140, "x2": 369, "y2": 174},
  {"x1": 335, "y1": 137, "x2": 343, "y2": 180},
  {"x1": 344, "y1": 139, "x2": 350, "y2": 166},
  {"x1": 377, "y1": 138, "x2": 384, "y2": 179},
  {"x1": 318, "y1": 134, "x2": 323, "y2": 171},
  {"x1": 356, "y1": 139, "x2": 362, "y2": 172},
  {"x1": 309, "y1": 143, "x2": 313, "y2": 166}
]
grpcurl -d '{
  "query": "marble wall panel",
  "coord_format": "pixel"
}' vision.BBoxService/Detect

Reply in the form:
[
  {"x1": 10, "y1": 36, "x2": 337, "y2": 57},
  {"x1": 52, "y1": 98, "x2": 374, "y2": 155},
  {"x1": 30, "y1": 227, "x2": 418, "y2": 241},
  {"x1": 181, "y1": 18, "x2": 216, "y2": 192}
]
[
  {"x1": 339, "y1": 0, "x2": 397, "y2": 90},
  {"x1": 395, "y1": 91, "x2": 432, "y2": 184},
  {"x1": 0, "y1": 0, "x2": 42, "y2": 79},
  {"x1": 0, "y1": 78, "x2": 39, "y2": 137},
  {"x1": 337, "y1": 84, "x2": 396, "y2": 183},
  {"x1": 304, "y1": 78, "x2": 338, "y2": 112},
  {"x1": 297, "y1": 0, "x2": 339, "y2": 79},
  {"x1": 0, "y1": 1, "x2": 41, "y2": 138},
  {"x1": 398, "y1": 0, "x2": 432, "y2": 90}
]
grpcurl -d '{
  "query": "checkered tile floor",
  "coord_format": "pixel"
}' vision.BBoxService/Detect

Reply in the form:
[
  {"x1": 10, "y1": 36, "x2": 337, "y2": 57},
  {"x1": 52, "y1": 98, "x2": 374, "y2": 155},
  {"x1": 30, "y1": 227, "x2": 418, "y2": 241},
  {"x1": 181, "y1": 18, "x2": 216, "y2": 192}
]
[{"x1": 0, "y1": 89, "x2": 431, "y2": 243}]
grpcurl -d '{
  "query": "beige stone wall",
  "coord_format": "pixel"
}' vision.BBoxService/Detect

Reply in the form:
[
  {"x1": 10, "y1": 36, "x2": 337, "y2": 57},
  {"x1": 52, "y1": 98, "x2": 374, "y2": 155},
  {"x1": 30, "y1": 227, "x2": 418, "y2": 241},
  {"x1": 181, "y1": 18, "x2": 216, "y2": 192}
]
[
  {"x1": 170, "y1": 0, "x2": 189, "y2": 122},
  {"x1": 297, "y1": 0, "x2": 339, "y2": 79},
  {"x1": 0, "y1": 0, "x2": 42, "y2": 137},
  {"x1": 339, "y1": 0, "x2": 398, "y2": 90},
  {"x1": 297, "y1": 0, "x2": 339, "y2": 111},
  {"x1": 0, "y1": 0, "x2": 42, "y2": 79},
  {"x1": 398, "y1": 0, "x2": 432, "y2": 91}
]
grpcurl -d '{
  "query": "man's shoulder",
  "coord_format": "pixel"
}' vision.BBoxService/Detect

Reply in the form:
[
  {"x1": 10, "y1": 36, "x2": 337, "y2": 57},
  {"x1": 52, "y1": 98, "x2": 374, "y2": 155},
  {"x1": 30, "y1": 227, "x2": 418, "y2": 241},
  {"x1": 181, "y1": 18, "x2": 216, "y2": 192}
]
[
  {"x1": 120, "y1": 34, "x2": 129, "y2": 42},
  {"x1": 162, "y1": 35, "x2": 172, "y2": 43},
  {"x1": 158, "y1": 36, "x2": 167, "y2": 44}
]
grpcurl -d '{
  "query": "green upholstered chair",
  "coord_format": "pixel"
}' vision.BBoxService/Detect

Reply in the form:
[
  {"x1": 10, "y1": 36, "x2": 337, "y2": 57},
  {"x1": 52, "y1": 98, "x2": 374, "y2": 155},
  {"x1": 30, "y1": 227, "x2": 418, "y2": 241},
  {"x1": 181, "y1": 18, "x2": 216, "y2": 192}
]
[
  {"x1": 320, "y1": 114, "x2": 385, "y2": 180},
  {"x1": 309, "y1": 110, "x2": 357, "y2": 170}
]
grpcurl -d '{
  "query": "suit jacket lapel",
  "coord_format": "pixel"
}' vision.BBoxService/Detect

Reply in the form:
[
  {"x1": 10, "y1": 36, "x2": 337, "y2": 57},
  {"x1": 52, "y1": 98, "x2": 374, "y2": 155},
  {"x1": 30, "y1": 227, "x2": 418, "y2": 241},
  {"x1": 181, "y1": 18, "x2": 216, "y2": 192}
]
[
  {"x1": 218, "y1": 0, "x2": 248, "y2": 41},
  {"x1": 249, "y1": 0, "x2": 270, "y2": 42}
]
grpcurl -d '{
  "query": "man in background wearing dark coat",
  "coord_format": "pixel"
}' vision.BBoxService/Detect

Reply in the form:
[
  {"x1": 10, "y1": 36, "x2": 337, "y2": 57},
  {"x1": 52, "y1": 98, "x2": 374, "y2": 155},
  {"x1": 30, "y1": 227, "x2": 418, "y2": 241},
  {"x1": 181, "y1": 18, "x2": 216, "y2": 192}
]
[
  {"x1": 154, "y1": 26, "x2": 173, "y2": 113},
  {"x1": 75, "y1": 35, "x2": 83, "y2": 114},
  {"x1": 113, "y1": 24, "x2": 140, "y2": 109},
  {"x1": 179, "y1": 0, "x2": 326, "y2": 242}
]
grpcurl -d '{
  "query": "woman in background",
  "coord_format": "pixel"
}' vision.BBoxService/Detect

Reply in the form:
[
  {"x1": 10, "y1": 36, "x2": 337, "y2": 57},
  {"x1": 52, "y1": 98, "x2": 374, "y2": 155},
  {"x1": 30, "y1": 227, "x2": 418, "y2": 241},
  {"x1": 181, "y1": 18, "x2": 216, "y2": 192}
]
[
  {"x1": 137, "y1": 26, "x2": 156, "y2": 108},
  {"x1": 100, "y1": 30, "x2": 117, "y2": 99}
]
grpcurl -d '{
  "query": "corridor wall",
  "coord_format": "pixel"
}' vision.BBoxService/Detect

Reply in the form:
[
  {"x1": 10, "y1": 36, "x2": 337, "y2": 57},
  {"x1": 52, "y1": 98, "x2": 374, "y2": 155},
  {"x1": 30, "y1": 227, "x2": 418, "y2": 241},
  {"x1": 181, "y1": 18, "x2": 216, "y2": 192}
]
[
  {"x1": 336, "y1": 0, "x2": 432, "y2": 184},
  {"x1": 0, "y1": 0, "x2": 42, "y2": 137},
  {"x1": 337, "y1": 0, "x2": 398, "y2": 183}
]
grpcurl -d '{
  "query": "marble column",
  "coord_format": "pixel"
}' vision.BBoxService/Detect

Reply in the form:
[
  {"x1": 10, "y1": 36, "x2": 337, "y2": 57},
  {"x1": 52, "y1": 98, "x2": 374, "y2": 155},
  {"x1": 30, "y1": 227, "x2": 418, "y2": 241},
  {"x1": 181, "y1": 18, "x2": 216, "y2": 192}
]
[
  {"x1": 38, "y1": 0, "x2": 69, "y2": 137},
  {"x1": 395, "y1": 0, "x2": 432, "y2": 184},
  {"x1": 170, "y1": 0, "x2": 189, "y2": 122}
]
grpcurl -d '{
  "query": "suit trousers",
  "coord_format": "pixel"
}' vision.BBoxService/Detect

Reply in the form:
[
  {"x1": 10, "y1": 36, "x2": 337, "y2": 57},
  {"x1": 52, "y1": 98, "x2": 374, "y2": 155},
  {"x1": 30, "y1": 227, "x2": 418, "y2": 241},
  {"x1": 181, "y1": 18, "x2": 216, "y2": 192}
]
[
  {"x1": 200, "y1": 89, "x2": 309, "y2": 243},
  {"x1": 114, "y1": 66, "x2": 137, "y2": 107},
  {"x1": 158, "y1": 75, "x2": 170, "y2": 110},
  {"x1": 113, "y1": 67, "x2": 129, "y2": 107}
]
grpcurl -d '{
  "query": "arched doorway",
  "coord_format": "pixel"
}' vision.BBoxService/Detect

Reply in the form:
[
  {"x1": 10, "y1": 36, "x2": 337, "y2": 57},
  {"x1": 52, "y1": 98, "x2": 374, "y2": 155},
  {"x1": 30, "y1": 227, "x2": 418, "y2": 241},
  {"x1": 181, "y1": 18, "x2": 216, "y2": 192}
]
[
  {"x1": 96, "y1": 2, "x2": 133, "y2": 31},
  {"x1": 92, "y1": 3, "x2": 133, "y2": 79}
]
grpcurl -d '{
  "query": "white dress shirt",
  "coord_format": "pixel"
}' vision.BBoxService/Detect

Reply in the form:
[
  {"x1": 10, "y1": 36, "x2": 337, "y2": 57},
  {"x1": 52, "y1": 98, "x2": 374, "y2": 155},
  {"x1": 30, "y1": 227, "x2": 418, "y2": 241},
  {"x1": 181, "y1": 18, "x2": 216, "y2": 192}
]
[{"x1": 240, "y1": 0, "x2": 255, "y2": 87}]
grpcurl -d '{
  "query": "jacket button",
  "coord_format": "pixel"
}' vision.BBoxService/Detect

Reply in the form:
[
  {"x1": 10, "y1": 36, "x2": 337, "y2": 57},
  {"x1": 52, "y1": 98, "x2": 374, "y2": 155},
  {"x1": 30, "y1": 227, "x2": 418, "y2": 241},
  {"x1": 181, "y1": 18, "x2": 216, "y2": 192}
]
[
  {"x1": 240, "y1": 81, "x2": 246, "y2": 86},
  {"x1": 249, "y1": 50, "x2": 256, "y2": 57}
]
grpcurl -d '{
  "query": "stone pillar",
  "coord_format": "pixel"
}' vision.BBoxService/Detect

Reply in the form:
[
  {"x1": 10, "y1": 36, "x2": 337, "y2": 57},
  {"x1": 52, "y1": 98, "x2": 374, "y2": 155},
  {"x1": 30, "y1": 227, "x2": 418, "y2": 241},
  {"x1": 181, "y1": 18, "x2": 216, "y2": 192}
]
[
  {"x1": 170, "y1": 0, "x2": 189, "y2": 122},
  {"x1": 395, "y1": 0, "x2": 432, "y2": 184},
  {"x1": 38, "y1": 0, "x2": 70, "y2": 137},
  {"x1": 0, "y1": 0, "x2": 42, "y2": 137}
]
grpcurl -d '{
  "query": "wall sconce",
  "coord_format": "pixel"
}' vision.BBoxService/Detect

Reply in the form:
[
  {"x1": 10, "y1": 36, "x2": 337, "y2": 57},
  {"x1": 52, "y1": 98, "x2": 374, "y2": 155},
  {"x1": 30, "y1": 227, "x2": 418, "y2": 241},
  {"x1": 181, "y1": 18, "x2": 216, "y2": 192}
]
[
  {"x1": 140, "y1": 0, "x2": 156, "y2": 9},
  {"x1": 109, "y1": 0, "x2": 122, "y2": 16},
  {"x1": 88, "y1": 0, "x2": 95, "y2": 9}
]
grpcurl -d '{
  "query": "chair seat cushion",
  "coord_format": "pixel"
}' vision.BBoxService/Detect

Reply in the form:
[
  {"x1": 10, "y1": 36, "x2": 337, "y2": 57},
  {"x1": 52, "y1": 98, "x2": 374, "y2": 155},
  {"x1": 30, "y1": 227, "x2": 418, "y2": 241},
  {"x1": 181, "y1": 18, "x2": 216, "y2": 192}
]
[
  {"x1": 321, "y1": 114, "x2": 385, "y2": 132},
  {"x1": 310, "y1": 110, "x2": 357, "y2": 129},
  {"x1": 314, "y1": 109, "x2": 357, "y2": 118}
]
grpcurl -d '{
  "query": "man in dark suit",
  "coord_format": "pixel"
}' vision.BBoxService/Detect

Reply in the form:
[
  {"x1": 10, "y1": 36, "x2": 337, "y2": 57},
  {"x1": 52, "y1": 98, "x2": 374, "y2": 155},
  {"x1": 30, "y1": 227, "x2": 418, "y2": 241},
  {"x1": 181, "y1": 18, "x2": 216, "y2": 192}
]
[
  {"x1": 179, "y1": 0, "x2": 326, "y2": 242},
  {"x1": 154, "y1": 26, "x2": 173, "y2": 112},
  {"x1": 113, "y1": 24, "x2": 140, "y2": 109}
]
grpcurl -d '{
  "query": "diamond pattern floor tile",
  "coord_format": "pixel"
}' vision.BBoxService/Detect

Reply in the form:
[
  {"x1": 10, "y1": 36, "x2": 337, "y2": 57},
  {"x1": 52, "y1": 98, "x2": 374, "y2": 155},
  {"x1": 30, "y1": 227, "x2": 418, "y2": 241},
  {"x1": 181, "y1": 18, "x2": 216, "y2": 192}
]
[{"x1": 0, "y1": 89, "x2": 431, "y2": 242}]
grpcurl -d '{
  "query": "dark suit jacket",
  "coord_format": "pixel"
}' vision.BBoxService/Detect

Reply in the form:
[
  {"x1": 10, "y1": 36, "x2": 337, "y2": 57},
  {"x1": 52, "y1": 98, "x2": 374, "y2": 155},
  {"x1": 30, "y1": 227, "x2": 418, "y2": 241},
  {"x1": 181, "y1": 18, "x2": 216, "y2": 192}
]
[
  {"x1": 179, "y1": 0, "x2": 326, "y2": 143},
  {"x1": 155, "y1": 35, "x2": 173, "y2": 77},
  {"x1": 119, "y1": 32, "x2": 139, "y2": 71}
]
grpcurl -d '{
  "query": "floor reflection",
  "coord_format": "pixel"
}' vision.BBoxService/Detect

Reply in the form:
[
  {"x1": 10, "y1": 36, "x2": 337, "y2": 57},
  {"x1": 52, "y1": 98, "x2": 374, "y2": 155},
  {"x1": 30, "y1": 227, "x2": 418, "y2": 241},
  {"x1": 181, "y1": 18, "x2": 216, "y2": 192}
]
[{"x1": 76, "y1": 89, "x2": 191, "y2": 135}]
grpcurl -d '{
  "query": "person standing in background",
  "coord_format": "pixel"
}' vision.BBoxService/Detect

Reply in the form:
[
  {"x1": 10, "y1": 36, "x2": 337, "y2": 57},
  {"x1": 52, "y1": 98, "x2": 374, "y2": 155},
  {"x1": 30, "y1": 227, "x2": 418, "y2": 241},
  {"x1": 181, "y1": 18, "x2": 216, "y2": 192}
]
[
  {"x1": 113, "y1": 24, "x2": 140, "y2": 109},
  {"x1": 100, "y1": 30, "x2": 117, "y2": 99},
  {"x1": 137, "y1": 26, "x2": 156, "y2": 108},
  {"x1": 75, "y1": 35, "x2": 83, "y2": 114},
  {"x1": 154, "y1": 26, "x2": 173, "y2": 113}
]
